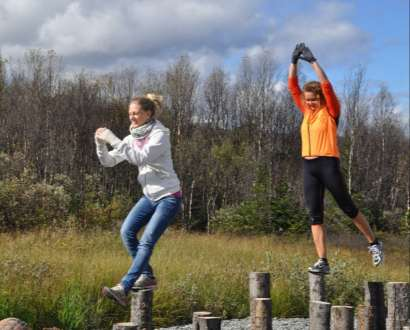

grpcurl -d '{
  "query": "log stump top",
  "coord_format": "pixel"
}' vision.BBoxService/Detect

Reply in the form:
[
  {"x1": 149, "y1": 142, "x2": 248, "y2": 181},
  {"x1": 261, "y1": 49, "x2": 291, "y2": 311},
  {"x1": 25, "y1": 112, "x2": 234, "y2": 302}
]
[{"x1": 0, "y1": 318, "x2": 31, "y2": 330}]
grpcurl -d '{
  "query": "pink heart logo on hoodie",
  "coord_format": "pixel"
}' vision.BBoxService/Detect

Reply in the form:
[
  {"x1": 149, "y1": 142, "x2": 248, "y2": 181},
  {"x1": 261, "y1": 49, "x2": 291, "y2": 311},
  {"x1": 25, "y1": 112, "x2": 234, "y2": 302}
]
[{"x1": 133, "y1": 136, "x2": 149, "y2": 149}]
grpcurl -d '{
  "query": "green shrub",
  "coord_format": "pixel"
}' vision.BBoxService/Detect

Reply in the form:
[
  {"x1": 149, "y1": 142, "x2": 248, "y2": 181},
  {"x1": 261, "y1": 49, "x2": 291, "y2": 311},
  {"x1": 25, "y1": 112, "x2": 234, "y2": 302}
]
[
  {"x1": 270, "y1": 182, "x2": 309, "y2": 233},
  {"x1": 399, "y1": 209, "x2": 410, "y2": 234},
  {"x1": 0, "y1": 174, "x2": 71, "y2": 230},
  {"x1": 210, "y1": 200, "x2": 271, "y2": 234},
  {"x1": 77, "y1": 194, "x2": 133, "y2": 229},
  {"x1": 0, "y1": 155, "x2": 133, "y2": 231},
  {"x1": 210, "y1": 182, "x2": 308, "y2": 234}
]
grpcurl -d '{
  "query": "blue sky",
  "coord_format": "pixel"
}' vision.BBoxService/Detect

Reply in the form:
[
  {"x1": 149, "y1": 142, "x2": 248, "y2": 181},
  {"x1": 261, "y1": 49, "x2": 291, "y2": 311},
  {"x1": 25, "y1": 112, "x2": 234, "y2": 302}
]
[
  {"x1": 223, "y1": 0, "x2": 409, "y2": 122},
  {"x1": 353, "y1": 0, "x2": 409, "y2": 117},
  {"x1": 333, "y1": 0, "x2": 408, "y2": 119},
  {"x1": 0, "y1": 0, "x2": 408, "y2": 122}
]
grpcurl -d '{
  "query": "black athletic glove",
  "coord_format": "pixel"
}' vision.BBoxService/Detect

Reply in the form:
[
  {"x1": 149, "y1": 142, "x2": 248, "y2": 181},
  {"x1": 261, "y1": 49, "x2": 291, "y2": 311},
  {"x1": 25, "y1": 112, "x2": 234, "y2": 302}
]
[
  {"x1": 300, "y1": 45, "x2": 317, "y2": 63},
  {"x1": 291, "y1": 43, "x2": 305, "y2": 64}
]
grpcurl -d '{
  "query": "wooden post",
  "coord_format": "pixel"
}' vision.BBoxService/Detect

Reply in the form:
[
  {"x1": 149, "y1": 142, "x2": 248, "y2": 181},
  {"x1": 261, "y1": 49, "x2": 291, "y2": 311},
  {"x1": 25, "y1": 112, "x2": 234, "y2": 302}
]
[
  {"x1": 330, "y1": 306, "x2": 354, "y2": 330},
  {"x1": 386, "y1": 282, "x2": 409, "y2": 330},
  {"x1": 249, "y1": 272, "x2": 270, "y2": 330},
  {"x1": 0, "y1": 318, "x2": 31, "y2": 330},
  {"x1": 193, "y1": 311, "x2": 212, "y2": 330},
  {"x1": 364, "y1": 281, "x2": 386, "y2": 330},
  {"x1": 130, "y1": 289, "x2": 153, "y2": 330},
  {"x1": 310, "y1": 300, "x2": 331, "y2": 330},
  {"x1": 309, "y1": 272, "x2": 326, "y2": 302},
  {"x1": 386, "y1": 318, "x2": 409, "y2": 330},
  {"x1": 357, "y1": 305, "x2": 376, "y2": 330},
  {"x1": 249, "y1": 272, "x2": 270, "y2": 299},
  {"x1": 253, "y1": 298, "x2": 272, "y2": 330},
  {"x1": 197, "y1": 316, "x2": 221, "y2": 330},
  {"x1": 112, "y1": 323, "x2": 138, "y2": 330}
]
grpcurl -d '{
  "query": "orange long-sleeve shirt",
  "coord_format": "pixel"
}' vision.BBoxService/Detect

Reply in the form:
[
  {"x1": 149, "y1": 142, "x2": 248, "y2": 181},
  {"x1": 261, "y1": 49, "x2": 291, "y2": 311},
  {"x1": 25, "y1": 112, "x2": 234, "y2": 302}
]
[{"x1": 288, "y1": 76, "x2": 340, "y2": 158}]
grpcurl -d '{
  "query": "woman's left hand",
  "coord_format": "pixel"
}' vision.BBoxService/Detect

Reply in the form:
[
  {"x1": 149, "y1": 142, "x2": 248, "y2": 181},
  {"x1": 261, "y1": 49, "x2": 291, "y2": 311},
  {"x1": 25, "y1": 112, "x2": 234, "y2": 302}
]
[{"x1": 300, "y1": 45, "x2": 317, "y2": 63}]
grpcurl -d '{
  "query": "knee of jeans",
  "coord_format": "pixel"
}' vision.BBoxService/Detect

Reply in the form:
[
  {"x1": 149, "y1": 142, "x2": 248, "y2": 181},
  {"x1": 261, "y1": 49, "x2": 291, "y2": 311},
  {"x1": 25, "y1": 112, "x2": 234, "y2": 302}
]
[
  {"x1": 310, "y1": 215, "x2": 324, "y2": 225},
  {"x1": 139, "y1": 235, "x2": 155, "y2": 250},
  {"x1": 120, "y1": 225, "x2": 133, "y2": 240}
]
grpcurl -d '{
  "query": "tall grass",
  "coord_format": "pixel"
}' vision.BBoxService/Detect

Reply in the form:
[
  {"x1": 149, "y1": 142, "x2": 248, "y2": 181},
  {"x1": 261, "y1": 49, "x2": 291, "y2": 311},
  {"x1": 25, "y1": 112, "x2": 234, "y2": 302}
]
[{"x1": 0, "y1": 229, "x2": 408, "y2": 329}]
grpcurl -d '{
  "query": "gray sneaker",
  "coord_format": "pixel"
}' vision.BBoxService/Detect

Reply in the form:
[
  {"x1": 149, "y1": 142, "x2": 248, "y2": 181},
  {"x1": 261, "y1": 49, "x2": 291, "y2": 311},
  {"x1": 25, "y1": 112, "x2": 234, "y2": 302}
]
[
  {"x1": 308, "y1": 259, "x2": 330, "y2": 274},
  {"x1": 368, "y1": 241, "x2": 383, "y2": 266},
  {"x1": 132, "y1": 274, "x2": 157, "y2": 290},
  {"x1": 102, "y1": 283, "x2": 128, "y2": 307}
]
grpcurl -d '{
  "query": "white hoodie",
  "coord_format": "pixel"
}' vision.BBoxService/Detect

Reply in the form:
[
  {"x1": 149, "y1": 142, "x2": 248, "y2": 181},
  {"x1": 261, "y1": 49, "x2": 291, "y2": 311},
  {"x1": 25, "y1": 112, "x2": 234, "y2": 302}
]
[{"x1": 95, "y1": 121, "x2": 181, "y2": 201}]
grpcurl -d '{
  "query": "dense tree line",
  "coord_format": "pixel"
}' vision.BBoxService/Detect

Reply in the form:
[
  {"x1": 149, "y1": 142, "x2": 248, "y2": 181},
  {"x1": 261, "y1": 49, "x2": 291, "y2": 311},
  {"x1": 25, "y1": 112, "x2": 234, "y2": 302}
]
[{"x1": 0, "y1": 50, "x2": 408, "y2": 233}]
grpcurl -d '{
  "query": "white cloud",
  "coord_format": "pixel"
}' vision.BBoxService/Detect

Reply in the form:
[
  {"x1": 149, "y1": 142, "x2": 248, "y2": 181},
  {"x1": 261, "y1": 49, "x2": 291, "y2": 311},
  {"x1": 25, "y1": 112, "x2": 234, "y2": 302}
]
[
  {"x1": 190, "y1": 51, "x2": 224, "y2": 76},
  {"x1": 0, "y1": 0, "x2": 71, "y2": 43},
  {"x1": 393, "y1": 103, "x2": 410, "y2": 126},
  {"x1": 1, "y1": 1, "x2": 264, "y2": 68},
  {"x1": 260, "y1": 1, "x2": 370, "y2": 66},
  {"x1": 393, "y1": 104, "x2": 402, "y2": 115},
  {"x1": 273, "y1": 81, "x2": 286, "y2": 93},
  {"x1": 0, "y1": 0, "x2": 370, "y2": 74},
  {"x1": 38, "y1": 2, "x2": 129, "y2": 56}
]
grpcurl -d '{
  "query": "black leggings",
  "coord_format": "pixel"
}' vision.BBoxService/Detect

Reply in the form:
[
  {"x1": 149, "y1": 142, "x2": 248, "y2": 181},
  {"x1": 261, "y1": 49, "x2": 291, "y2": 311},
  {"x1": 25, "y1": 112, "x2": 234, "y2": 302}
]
[{"x1": 303, "y1": 157, "x2": 359, "y2": 225}]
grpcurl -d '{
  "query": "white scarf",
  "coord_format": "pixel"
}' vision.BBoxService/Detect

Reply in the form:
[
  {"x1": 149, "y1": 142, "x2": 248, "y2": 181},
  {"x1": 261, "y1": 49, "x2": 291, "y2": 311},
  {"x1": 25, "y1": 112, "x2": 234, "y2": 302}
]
[{"x1": 130, "y1": 119, "x2": 156, "y2": 139}]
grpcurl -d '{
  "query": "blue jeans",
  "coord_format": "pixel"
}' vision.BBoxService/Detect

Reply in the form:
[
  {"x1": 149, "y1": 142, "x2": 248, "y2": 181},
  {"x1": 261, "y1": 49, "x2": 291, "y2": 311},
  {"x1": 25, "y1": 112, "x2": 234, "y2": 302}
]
[{"x1": 120, "y1": 194, "x2": 181, "y2": 293}]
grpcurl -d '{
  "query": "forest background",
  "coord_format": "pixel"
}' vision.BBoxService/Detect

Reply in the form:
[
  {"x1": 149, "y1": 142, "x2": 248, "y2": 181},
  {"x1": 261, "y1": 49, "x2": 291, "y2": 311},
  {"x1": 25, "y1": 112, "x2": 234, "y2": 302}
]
[{"x1": 0, "y1": 50, "x2": 408, "y2": 234}]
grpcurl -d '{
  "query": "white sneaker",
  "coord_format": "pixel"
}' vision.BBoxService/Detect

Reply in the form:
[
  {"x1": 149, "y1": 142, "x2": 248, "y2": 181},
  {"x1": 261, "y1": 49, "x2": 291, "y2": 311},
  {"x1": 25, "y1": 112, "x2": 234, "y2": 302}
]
[
  {"x1": 308, "y1": 259, "x2": 330, "y2": 274},
  {"x1": 368, "y1": 241, "x2": 384, "y2": 266},
  {"x1": 102, "y1": 283, "x2": 128, "y2": 307}
]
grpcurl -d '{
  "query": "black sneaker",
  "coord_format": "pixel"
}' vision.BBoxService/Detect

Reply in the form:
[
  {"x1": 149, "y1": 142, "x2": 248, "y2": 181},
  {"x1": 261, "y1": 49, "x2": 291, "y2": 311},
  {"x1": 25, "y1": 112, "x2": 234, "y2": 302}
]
[
  {"x1": 308, "y1": 259, "x2": 330, "y2": 274},
  {"x1": 102, "y1": 283, "x2": 129, "y2": 307}
]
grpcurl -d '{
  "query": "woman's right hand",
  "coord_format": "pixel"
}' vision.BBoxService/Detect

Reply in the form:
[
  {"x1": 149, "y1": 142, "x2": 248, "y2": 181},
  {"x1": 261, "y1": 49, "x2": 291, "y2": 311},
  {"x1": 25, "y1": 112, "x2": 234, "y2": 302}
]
[
  {"x1": 95, "y1": 127, "x2": 107, "y2": 144},
  {"x1": 95, "y1": 128, "x2": 122, "y2": 147},
  {"x1": 291, "y1": 43, "x2": 305, "y2": 64}
]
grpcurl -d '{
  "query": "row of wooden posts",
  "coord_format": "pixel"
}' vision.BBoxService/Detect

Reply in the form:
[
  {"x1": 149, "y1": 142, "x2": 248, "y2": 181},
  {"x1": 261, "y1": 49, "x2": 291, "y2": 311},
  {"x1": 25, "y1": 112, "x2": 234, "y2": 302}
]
[
  {"x1": 308, "y1": 273, "x2": 409, "y2": 330},
  {"x1": 112, "y1": 272, "x2": 409, "y2": 330}
]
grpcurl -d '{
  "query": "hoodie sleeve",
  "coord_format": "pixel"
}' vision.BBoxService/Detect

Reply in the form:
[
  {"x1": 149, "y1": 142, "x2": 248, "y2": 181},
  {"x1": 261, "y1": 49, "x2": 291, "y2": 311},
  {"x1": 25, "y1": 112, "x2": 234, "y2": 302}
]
[
  {"x1": 95, "y1": 139, "x2": 126, "y2": 167},
  {"x1": 112, "y1": 130, "x2": 169, "y2": 166}
]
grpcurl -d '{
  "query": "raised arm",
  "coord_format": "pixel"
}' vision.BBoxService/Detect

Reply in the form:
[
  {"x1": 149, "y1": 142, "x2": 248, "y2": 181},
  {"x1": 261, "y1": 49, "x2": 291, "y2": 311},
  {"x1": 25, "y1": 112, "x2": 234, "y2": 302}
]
[
  {"x1": 300, "y1": 46, "x2": 340, "y2": 118},
  {"x1": 312, "y1": 62, "x2": 340, "y2": 118},
  {"x1": 311, "y1": 62, "x2": 328, "y2": 83},
  {"x1": 288, "y1": 43, "x2": 305, "y2": 112},
  {"x1": 288, "y1": 63, "x2": 297, "y2": 79}
]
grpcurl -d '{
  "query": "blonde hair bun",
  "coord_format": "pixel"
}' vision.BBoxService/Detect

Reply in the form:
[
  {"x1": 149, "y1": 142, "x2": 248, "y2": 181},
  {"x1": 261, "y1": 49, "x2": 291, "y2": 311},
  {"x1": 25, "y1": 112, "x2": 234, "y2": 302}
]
[{"x1": 145, "y1": 93, "x2": 164, "y2": 114}]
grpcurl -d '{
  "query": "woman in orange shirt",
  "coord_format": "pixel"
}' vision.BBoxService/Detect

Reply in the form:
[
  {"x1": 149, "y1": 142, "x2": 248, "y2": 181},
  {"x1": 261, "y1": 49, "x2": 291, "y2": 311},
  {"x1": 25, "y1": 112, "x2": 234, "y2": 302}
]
[{"x1": 288, "y1": 43, "x2": 383, "y2": 274}]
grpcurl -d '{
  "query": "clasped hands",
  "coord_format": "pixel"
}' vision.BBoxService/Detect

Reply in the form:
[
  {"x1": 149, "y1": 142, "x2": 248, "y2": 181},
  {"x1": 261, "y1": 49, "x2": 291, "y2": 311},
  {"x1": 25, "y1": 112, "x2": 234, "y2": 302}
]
[
  {"x1": 95, "y1": 127, "x2": 122, "y2": 147},
  {"x1": 291, "y1": 42, "x2": 317, "y2": 64}
]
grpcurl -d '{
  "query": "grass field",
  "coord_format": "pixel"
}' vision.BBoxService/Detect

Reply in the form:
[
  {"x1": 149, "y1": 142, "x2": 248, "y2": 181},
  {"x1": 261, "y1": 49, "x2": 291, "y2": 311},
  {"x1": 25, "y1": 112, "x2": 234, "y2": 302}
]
[{"x1": 0, "y1": 229, "x2": 408, "y2": 329}]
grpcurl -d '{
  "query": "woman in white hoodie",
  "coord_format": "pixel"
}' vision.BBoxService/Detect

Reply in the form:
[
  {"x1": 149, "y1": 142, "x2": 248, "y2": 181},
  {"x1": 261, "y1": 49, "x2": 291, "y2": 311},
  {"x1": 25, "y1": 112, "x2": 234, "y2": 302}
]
[{"x1": 95, "y1": 94, "x2": 181, "y2": 307}]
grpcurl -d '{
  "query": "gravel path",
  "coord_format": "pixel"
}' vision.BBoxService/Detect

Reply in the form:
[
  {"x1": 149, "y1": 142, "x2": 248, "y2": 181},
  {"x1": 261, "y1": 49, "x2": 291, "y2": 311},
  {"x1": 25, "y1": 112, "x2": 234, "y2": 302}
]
[
  {"x1": 156, "y1": 317, "x2": 309, "y2": 330},
  {"x1": 156, "y1": 317, "x2": 360, "y2": 329}
]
